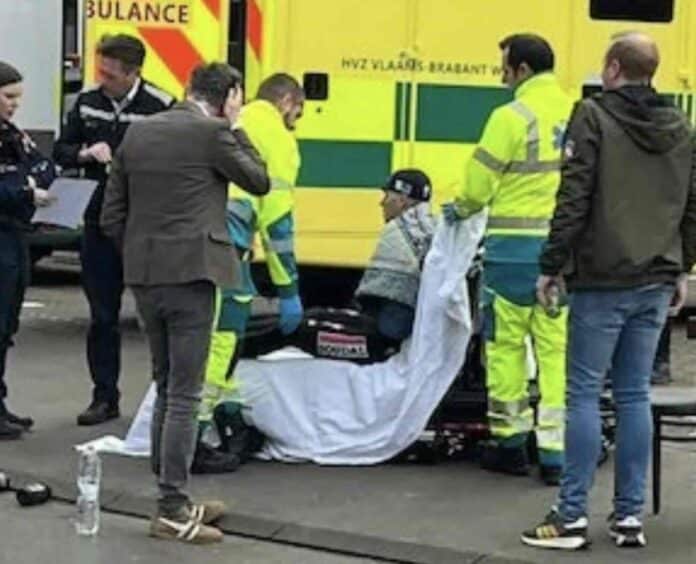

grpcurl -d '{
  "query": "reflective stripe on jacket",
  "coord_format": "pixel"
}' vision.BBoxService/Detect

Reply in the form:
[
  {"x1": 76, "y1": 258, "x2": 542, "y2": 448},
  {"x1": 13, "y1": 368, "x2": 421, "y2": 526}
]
[
  {"x1": 227, "y1": 100, "x2": 301, "y2": 297},
  {"x1": 455, "y1": 73, "x2": 573, "y2": 240}
]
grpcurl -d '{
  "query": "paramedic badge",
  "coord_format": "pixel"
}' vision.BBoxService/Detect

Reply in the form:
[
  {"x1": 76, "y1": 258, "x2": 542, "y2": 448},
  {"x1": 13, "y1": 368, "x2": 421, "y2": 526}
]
[{"x1": 317, "y1": 331, "x2": 369, "y2": 360}]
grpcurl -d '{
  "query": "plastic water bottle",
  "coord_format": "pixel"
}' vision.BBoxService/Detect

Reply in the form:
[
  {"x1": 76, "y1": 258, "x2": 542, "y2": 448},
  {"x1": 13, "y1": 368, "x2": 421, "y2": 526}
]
[
  {"x1": 544, "y1": 283, "x2": 563, "y2": 318},
  {"x1": 76, "y1": 447, "x2": 101, "y2": 536}
]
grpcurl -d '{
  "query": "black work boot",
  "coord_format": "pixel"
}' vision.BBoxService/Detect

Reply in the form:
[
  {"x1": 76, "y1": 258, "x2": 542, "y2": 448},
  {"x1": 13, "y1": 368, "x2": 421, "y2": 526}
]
[
  {"x1": 215, "y1": 404, "x2": 265, "y2": 462},
  {"x1": 480, "y1": 441, "x2": 530, "y2": 476},
  {"x1": 77, "y1": 401, "x2": 120, "y2": 426},
  {"x1": 0, "y1": 417, "x2": 23, "y2": 440},
  {"x1": 0, "y1": 401, "x2": 27, "y2": 438},
  {"x1": 191, "y1": 442, "x2": 240, "y2": 474},
  {"x1": 3, "y1": 408, "x2": 33, "y2": 430}
]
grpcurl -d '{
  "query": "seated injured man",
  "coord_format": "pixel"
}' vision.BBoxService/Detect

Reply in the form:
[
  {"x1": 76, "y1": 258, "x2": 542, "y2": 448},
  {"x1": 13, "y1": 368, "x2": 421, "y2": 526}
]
[{"x1": 193, "y1": 168, "x2": 436, "y2": 473}]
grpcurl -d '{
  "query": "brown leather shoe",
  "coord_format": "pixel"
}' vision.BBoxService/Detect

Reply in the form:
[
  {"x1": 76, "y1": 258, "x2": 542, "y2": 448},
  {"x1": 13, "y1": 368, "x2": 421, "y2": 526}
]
[
  {"x1": 189, "y1": 500, "x2": 227, "y2": 525},
  {"x1": 150, "y1": 514, "x2": 223, "y2": 544}
]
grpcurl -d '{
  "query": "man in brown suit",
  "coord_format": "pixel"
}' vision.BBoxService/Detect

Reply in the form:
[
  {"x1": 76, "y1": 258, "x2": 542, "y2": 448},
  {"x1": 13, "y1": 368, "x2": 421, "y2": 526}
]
[{"x1": 101, "y1": 63, "x2": 269, "y2": 544}]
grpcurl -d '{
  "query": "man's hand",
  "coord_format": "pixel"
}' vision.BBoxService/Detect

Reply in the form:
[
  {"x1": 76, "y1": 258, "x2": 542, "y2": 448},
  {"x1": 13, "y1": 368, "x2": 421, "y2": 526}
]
[
  {"x1": 441, "y1": 202, "x2": 463, "y2": 225},
  {"x1": 79, "y1": 142, "x2": 113, "y2": 164},
  {"x1": 32, "y1": 188, "x2": 55, "y2": 207},
  {"x1": 536, "y1": 274, "x2": 565, "y2": 309},
  {"x1": 670, "y1": 274, "x2": 688, "y2": 316},
  {"x1": 279, "y1": 295, "x2": 303, "y2": 335},
  {"x1": 224, "y1": 85, "x2": 244, "y2": 126}
]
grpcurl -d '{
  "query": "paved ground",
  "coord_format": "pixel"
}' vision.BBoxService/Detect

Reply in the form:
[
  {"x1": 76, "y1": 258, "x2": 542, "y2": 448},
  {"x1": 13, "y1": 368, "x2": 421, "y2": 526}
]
[
  {"x1": 0, "y1": 497, "x2": 378, "y2": 564},
  {"x1": 1, "y1": 256, "x2": 696, "y2": 563}
]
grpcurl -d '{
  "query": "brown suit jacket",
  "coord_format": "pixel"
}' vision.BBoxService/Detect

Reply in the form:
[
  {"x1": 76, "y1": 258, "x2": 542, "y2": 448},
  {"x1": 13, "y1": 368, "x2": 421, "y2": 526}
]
[{"x1": 100, "y1": 102, "x2": 270, "y2": 287}]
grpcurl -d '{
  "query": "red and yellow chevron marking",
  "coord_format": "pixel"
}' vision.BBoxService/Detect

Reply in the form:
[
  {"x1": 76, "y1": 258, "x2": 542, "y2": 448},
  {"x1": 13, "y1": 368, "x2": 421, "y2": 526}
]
[
  {"x1": 244, "y1": 0, "x2": 265, "y2": 99},
  {"x1": 84, "y1": 0, "x2": 230, "y2": 99}
]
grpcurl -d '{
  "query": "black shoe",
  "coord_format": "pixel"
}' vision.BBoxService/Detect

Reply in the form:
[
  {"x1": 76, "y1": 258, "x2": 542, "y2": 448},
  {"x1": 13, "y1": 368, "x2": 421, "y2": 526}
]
[
  {"x1": 480, "y1": 442, "x2": 530, "y2": 476},
  {"x1": 539, "y1": 465, "x2": 562, "y2": 486},
  {"x1": 651, "y1": 362, "x2": 672, "y2": 386},
  {"x1": 77, "y1": 402, "x2": 120, "y2": 426},
  {"x1": 5, "y1": 410, "x2": 34, "y2": 430},
  {"x1": 521, "y1": 508, "x2": 589, "y2": 550},
  {"x1": 0, "y1": 417, "x2": 24, "y2": 440},
  {"x1": 608, "y1": 515, "x2": 646, "y2": 548},
  {"x1": 191, "y1": 443, "x2": 241, "y2": 474},
  {"x1": 214, "y1": 405, "x2": 265, "y2": 463}
]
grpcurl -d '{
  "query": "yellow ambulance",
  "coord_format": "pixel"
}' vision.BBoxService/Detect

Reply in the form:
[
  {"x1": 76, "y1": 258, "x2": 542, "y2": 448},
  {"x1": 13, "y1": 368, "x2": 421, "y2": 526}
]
[{"x1": 83, "y1": 0, "x2": 696, "y2": 268}]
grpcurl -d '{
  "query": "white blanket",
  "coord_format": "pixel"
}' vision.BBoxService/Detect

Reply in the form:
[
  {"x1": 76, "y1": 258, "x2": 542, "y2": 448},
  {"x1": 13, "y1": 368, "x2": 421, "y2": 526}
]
[
  {"x1": 102, "y1": 214, "x2": 486, "y2": 463},
  {"x1": 236, "y1": 214, "x2": 485, "y2": 464}
]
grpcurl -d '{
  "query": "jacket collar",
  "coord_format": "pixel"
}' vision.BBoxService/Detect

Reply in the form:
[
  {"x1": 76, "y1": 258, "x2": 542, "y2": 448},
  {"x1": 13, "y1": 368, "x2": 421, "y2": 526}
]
[
  {"x1": 174, "y1": 100, "x2": 212, "y2": 116},
  {"x1": 514, "y1": 72, "x2": 560, "y2": 99},
  {"x1": 242, "y1": 99, "x2": 284, "y2": 126}
]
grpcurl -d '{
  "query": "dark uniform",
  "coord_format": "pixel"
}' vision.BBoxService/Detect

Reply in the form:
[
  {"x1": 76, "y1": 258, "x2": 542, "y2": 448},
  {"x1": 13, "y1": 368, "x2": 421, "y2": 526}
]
[
  {"x1": 0, "y1": 119, "x2": 56, "y2": 428},
  {"x1": 53, "y1": 80, "x2": 173, "y2": 417}
]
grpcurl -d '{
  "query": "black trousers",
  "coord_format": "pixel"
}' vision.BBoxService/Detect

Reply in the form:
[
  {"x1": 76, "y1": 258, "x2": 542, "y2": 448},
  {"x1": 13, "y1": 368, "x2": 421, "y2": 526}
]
[
  {"x1": 81, "y1": 224, "x2": 124, "y2": 405},
  {"x1": 0, "y1": 228, "x2": 29, "y2": 404}
]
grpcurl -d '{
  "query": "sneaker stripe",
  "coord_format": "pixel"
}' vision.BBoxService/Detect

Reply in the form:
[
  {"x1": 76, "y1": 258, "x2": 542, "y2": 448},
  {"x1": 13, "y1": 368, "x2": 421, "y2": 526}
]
[
  {"x1": 159, "y1": 517, "x2": 201, "y2": 541},
  {"x1": 191, "y1": 504, "x2": 205, "y2": 522},
  {"x1": 184, "y1": 523, "x2": 201, "y2": 541}
]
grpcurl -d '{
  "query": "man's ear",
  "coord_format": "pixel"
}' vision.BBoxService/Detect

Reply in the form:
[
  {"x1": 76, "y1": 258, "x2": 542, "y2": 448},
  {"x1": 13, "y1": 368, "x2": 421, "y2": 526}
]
[
  {"x1": 278, "y1": 92, "x2": 293, "y2": 111},
  {"x1": 518, "y1": 62, "x2": 533, "y2": 80}
]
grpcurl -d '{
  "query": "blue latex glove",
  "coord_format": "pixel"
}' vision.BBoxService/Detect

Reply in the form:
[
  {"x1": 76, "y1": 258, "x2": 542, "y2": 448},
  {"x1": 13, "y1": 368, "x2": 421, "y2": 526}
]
[
  {"x1": 441, "y1": 202, "x2": 462, "y2": 225},
  {"x1": 279, "y1": 295, "x2": 303, "y2": 335}
]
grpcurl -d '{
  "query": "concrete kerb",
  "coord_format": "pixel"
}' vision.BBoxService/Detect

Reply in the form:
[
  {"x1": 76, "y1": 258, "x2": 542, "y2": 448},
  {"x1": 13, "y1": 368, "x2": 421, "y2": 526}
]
[{"x1": 0, "y1": 467, "x2": 533, "y2": 564}]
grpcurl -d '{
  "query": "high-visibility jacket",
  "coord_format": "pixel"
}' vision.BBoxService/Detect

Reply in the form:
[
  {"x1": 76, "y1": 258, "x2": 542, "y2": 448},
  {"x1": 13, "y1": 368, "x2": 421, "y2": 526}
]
[
  {"x1": 200, "y1": 100, "x2": 301, "y2": 423},
  {"x1": 455, "y1": 72, "x2": 573, "y2": 305},
  {"x1": 226, "y1": 100, "x2": 301, "y2": 297}
]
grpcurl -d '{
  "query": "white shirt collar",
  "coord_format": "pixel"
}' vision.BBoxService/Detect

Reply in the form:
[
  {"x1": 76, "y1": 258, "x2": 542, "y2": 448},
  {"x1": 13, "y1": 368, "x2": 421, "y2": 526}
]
[
  {"x1": 193, "y1": 100, "x2": 211, "y2": 117},
  {"x1": 110, "y1": 78, "x2": 141, "y2": 113}
]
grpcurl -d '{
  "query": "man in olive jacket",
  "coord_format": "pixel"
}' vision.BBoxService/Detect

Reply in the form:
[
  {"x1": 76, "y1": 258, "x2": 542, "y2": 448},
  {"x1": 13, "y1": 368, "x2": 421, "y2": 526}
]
[
  {"x1": 522, "y1": 32, "x2": 696, "y2": 551},
  {"x1": 101, "y1": 63, "x2": 269, "y2": 544}
]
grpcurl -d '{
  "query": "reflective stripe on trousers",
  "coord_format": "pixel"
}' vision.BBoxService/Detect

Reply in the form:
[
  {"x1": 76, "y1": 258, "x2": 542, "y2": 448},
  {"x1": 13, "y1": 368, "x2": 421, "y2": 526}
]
[{"x1": 484, "y1": 291, "x2": 567, "y2": 452}]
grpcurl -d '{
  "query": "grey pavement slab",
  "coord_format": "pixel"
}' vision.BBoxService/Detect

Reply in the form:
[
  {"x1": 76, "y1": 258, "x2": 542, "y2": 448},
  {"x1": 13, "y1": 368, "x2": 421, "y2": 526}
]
[
  {"x1": 2, "y1": 282, "x2": 696, "y2": 563},
  {"x1": 0, "y1": 497, "x2": 378, "y2": 564}
]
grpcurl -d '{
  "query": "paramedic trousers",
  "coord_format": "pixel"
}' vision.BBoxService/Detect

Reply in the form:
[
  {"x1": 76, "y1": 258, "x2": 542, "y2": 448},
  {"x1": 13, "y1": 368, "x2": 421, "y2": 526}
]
[
  {"x1": 200, "y1": 289, "x2": 251, "y2": 424},
  {"x1": 132, "y1": 281, "x2": 215, "y2": 517},
  {"x1": 558, "y1": 284, "x2": 672, "y2": 521},
  {"x1": 484, "y1": 291, "x2": 567, "y2": 466}
]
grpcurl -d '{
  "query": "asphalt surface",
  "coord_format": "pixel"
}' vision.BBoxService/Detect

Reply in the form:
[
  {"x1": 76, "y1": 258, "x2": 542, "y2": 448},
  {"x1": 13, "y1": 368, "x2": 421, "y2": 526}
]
[
  {"x1": 1, "y1": 254, "x2": 695, "y2": 563},
  {"x1": 0, "y1": 497, "x2": 379, "y2": 564}
]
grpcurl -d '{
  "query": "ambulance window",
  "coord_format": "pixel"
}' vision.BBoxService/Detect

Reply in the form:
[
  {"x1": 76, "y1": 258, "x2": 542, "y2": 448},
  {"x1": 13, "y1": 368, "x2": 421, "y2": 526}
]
[
  {"x1": 303, "y1": 73, "x2": 329, "y2": 101},
  {"x1": 590, "y1": 0, "x2": 674, "y2": 22}
]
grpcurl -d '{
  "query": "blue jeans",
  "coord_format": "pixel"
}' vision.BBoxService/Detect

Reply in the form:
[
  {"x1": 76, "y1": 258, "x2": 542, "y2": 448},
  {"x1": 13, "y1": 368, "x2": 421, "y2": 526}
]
[{"x1": 559, "y1": 284, "x2": 672, "y2": 521}]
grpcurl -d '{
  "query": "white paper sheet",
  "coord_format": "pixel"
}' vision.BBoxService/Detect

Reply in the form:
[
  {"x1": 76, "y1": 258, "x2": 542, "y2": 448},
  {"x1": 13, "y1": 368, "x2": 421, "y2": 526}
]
[{"x1": 32, "y1": 178, "x2": 98, "y2": 229}]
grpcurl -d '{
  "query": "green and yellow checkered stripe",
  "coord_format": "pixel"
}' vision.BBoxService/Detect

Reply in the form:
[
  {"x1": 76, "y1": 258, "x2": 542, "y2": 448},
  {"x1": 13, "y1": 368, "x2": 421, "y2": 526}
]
[
  {"x1": 296, "y1": 82, "x2": 512, "y2": 189},
  {"x1": 296, "y1": 86, "x2": 696, "y2": 190}
]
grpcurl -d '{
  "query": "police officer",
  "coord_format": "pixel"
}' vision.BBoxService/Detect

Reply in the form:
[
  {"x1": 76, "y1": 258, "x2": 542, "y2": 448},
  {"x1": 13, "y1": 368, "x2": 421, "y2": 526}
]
[
  {"x1": 0, "y1": 61, "x2": 57, "y2": 440},
  {"x1": 193, "y1": 73, "x2": 305, "y2": 473},
  {"x1": 53, "y1": 34, "x2": 174, "y2": 426},
  {"x1": 444, "y1": 35, "x2": 573, "y2": 485}
]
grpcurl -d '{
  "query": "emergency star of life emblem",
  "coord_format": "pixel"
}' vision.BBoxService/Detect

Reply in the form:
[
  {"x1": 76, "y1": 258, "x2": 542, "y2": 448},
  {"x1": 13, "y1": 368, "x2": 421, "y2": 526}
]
[{"x1": 317, "y1": 332, "x2": 369, "y2": 359}]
